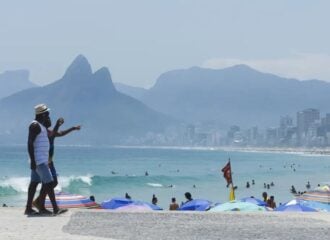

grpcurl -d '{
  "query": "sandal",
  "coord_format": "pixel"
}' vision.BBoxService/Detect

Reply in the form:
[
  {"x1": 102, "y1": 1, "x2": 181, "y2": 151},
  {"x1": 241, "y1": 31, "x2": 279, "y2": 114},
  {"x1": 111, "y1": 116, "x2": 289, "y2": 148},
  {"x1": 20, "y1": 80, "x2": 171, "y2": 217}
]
[
  {"x1": 39, "y1": 209, "x2": 53, "y2": 215},
  {"x1": 24, "y1": 208, "x2": 39, "y2": 216},
  {"x1": 53, "y1": 208, "x2": 68, "y2": 215}
]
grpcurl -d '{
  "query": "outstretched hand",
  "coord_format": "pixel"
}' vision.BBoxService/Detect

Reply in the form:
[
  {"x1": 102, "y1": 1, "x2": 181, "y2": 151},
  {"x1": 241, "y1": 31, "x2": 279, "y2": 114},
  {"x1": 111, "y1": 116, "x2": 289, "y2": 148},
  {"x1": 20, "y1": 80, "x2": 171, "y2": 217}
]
[
  {"x1": 74, "y1": 125, "x2": 81, "y2": 130},
  {"x1": 56, "y1": 117, "x2": 64, "y2": 126}
]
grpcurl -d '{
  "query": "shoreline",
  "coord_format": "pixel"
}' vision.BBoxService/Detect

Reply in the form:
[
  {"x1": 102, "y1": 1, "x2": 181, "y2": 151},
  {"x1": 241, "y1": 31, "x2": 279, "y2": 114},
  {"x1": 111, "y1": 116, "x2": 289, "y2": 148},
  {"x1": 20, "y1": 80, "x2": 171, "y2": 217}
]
[
  {"x1": 1, "y1": 207, "x2": 329, "y2": 240},
  {"x1": 113, "y1": 145, "x2": 330, "y2": 156},
  {"x1": 2, "y1": 143, "x2": 330, "y2": 156}
]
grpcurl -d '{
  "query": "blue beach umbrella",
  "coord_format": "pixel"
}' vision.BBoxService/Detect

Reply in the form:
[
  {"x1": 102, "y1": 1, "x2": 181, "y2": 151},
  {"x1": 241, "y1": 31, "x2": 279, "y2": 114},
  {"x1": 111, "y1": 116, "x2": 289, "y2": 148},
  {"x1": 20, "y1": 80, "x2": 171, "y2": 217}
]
[
  {"x1": 300, "y1": 200, "x2": 330, "y2": 212},
  {"x1": 210, "y1": 200, "x2": 266, "y2": 212},
  {"x1": 101, "y1": 197, "x2": 163, "y2": 210},
  {"x1": 134, "y1": 201, "x2": 163, "y2": 210},
  {"x1": 275, "y1": 199, "x2": 317, "y2": 212},
  {"x1": 240, "y1": 197, "x2": 266, "y2": 206},
  {"x1": 115, "y1": 204, "x2": 153, "y2": 212},
  {"x1": 178, "y1": 199, "x2": 212, "y2": 211},
  {"x1": 100, "y1": 197, "x2": 134, "y2": 209}
]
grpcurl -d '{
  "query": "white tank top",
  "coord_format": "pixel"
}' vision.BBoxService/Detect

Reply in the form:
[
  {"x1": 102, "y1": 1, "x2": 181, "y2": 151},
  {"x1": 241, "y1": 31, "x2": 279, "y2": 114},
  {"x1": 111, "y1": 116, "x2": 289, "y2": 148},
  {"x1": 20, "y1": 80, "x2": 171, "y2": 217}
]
[{"x1": 33, "y1": 120, "x2": 49, "y2": 165}]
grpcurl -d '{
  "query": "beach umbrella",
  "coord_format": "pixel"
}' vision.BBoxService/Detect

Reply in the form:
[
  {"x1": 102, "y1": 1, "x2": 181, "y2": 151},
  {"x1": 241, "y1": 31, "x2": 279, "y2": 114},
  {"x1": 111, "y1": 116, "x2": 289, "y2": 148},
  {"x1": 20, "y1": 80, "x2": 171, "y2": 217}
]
[
  {"x1": 297, "y1": 184, "x2": 330, "y2": 204},
  {"x1": 100, "y1": 197, "x2": 134, "y2": 209},
  {"x1": 115, "y1": 204, "x2": 153, "y2": 212},
  {"x1": 275, "y1": 199, "x2": 317, "y2": 212},
  {"x1": 101, "y1": 198, "x2": 163, "y2": 210},
  {"x1": 178, "y1": 199, "x2": 212, "y2": 211},
  {"x1": 300, "y1": 200, "x2": 330, "y2": 212},
  {"x1": 133, "y1": 201, "x2": 163, "y2": 210},
  {"x1": 240, "y1": 197, "x2": 266, "y2": 206},
  {"x1": 45, "y1": 192, "x2": 99, "y2": 208},
  {"x1": 210, "y1": 200, "x2": 266, "y2": 212}
]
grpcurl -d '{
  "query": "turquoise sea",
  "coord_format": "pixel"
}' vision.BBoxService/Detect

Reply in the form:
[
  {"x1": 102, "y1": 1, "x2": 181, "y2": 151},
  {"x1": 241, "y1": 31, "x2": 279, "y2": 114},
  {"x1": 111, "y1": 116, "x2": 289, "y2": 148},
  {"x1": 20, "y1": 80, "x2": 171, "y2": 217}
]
[{"x1": 1, "y1": 145, "x2": 329, "y2": 209}]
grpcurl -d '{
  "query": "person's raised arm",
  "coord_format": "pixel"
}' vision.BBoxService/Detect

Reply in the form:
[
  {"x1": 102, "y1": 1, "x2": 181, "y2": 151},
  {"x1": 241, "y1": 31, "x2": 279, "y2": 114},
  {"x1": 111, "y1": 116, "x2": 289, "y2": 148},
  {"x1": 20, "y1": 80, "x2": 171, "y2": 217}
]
[
  {"x1": 56, "y1": 125, "x2": 81, "y2": 137},
  {"x1": 27, "y1": 122, "x2": 41, "y2": 170}
]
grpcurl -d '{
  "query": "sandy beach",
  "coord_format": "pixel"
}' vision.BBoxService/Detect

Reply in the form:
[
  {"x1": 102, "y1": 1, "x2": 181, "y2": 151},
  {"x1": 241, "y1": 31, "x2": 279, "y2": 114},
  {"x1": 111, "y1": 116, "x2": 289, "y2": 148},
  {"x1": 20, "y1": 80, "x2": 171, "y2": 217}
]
[{"x1": 1, "y1": 207, "x2": 329, "y2": 240}]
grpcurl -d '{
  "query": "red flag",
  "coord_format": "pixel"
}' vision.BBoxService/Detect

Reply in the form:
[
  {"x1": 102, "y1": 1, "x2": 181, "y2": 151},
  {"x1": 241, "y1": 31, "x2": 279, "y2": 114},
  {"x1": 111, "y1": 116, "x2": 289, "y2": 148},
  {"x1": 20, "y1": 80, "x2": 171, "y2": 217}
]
[{"x1": 221, "y1": 161, "x2": 232, "y2": 187}]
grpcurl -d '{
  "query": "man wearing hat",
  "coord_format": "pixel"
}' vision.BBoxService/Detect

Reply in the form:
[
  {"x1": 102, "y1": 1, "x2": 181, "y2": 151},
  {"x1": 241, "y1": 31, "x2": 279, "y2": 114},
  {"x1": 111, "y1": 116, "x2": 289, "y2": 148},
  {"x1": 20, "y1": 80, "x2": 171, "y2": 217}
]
[{"x1": 25, "y1": 103, "x2": 67, "y2": 215}]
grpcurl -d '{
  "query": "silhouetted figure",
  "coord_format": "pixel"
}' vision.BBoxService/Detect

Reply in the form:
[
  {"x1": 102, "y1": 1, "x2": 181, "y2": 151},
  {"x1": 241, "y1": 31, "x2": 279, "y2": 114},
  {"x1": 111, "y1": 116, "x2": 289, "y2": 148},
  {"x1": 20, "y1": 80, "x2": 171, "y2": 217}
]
[
  {"x1": 262, "y1": 192, "x2": 268, "y2": 202},
  {"x1": 264, "y1": 183, "x2": 267, "y2": 188},
  {"x1": 184, "y1": 192, "x2": 193, "y2": 203},
  {"x1": 306, "y1": 181, "x2": 311, "y2": 189},
  {"x1": 267, "y1": 184, "x2": 270, "y2": 189},
  {"x1": 89, "y1": 195, "x2": 95, "y2": 202},
  {"x1": 193, "y1": 184, "x2": 196, "y2": 188},
  {"x1": 252, "y1": 179, "x2": 255, "y2": 185},
  {"x1": 270, "y1": 182, "x2": 274, "y2": 187},
  {"x1": 152, "y1": 194, "x2": 158, "y2": 205},
  {"x1": 246, "y1": 182, "x2": 250, "y2": 188},
  {"x1": 145, "y1": 171, "x2": 149, "y2": 176},
  {"x1": 125, "y1": 193, "x2": 131, "y2": 200},
  {"x1": 290, "y1": 185, "x2": 297, "y2": 194}
]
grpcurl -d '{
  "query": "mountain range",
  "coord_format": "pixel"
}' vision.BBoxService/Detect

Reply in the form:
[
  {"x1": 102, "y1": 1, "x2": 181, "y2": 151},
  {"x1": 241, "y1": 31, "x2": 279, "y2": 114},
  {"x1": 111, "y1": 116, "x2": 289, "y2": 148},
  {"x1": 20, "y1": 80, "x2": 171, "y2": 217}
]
[
  {"x1": 137, "y1": 65, "x2": 330, "y2": 129},
  {"x1": 0, "y1": 55, "x2": 174, "y2": 145},
  {"x1": 2, "y1": 57, "x2": 330, "y2": 145},
  {"x1": 0, "y1": 70, "x2": 37, "y2": 99},
  {"x1": 114, "y1": 82, "x2": 147, "y2": 100}
]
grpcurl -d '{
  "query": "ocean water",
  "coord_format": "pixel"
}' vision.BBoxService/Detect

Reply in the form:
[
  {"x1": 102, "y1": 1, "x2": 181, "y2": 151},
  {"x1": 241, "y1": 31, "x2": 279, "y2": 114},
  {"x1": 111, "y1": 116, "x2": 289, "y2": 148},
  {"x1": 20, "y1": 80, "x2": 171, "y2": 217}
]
[{"x1": 1, "y1": 145, "x2": 330, "y2": 209}]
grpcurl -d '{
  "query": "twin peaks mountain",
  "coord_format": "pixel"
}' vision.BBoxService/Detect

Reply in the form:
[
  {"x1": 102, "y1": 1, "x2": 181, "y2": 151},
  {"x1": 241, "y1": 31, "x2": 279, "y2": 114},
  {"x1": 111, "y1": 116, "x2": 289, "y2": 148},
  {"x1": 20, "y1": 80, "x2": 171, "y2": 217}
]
[
  {"x1": 0, "y1": 55, "x2": 173, "y2": 144},
  {"x1": 2, "y1": 55, "x2": 330, "y2": 145}
]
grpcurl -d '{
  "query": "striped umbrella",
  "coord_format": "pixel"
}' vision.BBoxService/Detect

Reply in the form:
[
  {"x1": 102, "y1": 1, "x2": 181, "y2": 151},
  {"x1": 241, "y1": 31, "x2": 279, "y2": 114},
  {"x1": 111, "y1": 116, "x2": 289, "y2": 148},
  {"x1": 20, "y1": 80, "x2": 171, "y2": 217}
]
[
  {"x1": 297, "y1": 184, "x2": 330, "y2": 204},
  {"x1": 45, "y1": 192, "x2": 99, "y2": 208}
]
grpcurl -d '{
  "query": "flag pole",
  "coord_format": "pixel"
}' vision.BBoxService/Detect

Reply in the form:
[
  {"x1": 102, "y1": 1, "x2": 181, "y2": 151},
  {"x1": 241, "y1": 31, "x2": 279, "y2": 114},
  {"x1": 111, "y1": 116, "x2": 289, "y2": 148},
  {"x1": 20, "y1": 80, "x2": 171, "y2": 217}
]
[{"x1": 228, "y1": 158, "x2": 235, "y2": 201}]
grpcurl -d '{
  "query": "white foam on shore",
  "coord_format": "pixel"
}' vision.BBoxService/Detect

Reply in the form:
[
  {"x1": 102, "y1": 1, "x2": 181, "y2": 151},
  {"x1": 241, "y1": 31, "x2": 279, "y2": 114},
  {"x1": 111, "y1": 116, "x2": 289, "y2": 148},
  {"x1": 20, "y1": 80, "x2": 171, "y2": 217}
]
[
  {"x1": 59, "y1": 174, "x2": 94, "y2": 189},
  {"x1": 0, "y1": 176, "x2": 30, "y2": 193}
]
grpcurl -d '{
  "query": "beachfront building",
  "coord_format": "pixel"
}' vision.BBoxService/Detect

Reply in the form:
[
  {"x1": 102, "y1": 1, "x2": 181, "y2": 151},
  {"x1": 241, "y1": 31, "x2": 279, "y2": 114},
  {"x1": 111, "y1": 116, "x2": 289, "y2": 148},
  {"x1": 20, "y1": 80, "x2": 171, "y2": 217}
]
[{"x1": 296, "y1": 108, "x2": 320, "y2": 146}]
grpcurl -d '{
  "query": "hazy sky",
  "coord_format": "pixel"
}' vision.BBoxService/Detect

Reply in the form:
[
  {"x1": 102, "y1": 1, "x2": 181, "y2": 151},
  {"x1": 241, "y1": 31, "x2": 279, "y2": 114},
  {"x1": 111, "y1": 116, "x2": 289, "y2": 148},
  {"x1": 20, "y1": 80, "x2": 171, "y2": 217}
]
[{"x1": 1, "y1": 0, "x2": 330, "y2": 88}]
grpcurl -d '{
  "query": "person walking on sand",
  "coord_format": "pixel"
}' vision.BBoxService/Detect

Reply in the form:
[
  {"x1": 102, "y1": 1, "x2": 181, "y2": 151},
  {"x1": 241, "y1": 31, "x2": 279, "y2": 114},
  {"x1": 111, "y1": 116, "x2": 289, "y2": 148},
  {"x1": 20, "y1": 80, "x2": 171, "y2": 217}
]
[
  {"x1": 33, "y1": 117, "x2": 81, "y2": 210},
  {"x1": 169, "y1": 197, "x2": 179, "y2": 210},
  {"x1": 25, "y1": 104, "x2": 67, "y2": 215}
]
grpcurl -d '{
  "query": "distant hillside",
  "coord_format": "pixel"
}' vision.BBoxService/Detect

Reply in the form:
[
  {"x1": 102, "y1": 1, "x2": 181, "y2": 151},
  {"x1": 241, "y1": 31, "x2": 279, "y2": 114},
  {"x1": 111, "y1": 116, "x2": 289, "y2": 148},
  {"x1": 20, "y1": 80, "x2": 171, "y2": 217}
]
[
  {"x1": 114, "y1": 82, "x2": 147, "y2": 100},
  {"x1": 0, "y1": 70, "x2": 37, "y2": 99},
  {"x1": 0, "y1": 55, "x2": 175, "y2": 145},
  {"x1": 141, "y1": 65, "x2": 330, "y2": 128}
]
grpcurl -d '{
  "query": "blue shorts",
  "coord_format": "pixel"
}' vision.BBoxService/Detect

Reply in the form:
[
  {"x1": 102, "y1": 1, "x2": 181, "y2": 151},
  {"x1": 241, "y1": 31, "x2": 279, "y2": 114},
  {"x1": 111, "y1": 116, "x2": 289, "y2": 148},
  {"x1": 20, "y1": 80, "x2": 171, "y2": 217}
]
[
  {"x1": 35, "y1": 162, "x2": 54, "y2": 184},
  {"x1": 30, "y1": 169, "x2": 41, "y2": 183}
]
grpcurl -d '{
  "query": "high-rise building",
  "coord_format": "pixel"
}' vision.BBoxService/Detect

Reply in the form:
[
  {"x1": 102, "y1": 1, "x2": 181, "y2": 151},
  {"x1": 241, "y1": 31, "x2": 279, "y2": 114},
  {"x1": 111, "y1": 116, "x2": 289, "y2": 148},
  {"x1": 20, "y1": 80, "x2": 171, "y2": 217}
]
[{"x1": 296, "y1": 108, "x2": 320, "y2": 145}]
